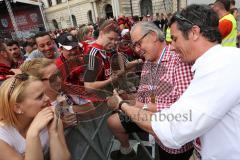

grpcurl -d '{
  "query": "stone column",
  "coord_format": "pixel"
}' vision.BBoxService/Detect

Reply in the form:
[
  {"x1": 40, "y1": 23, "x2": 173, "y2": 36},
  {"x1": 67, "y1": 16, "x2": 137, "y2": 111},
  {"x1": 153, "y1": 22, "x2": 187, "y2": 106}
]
[
  {"x1": 111, "y1": 0, "x2": 116, "y2": 18},
  {"x1": 52, "y1": 0, "x2": 57, "y2": 6},
  {"x1": 91, "y1": 2, "x2": 97, "y2": 23},
  {"x1": 42, "y1": 0, "x2": 49, "y2": 8},
  {"x1": 115, "y1": 0, "x2": 120, "y2": 18}
]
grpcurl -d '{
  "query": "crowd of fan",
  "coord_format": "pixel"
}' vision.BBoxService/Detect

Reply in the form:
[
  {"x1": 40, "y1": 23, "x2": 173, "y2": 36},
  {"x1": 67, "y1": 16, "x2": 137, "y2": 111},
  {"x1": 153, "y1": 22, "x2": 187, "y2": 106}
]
[
  {"x1": 0, "y1": 1, "x2": 240, "y2": 160},
  {"x1": 0, "y1": 12, "x2": 174, "y2": 84}
]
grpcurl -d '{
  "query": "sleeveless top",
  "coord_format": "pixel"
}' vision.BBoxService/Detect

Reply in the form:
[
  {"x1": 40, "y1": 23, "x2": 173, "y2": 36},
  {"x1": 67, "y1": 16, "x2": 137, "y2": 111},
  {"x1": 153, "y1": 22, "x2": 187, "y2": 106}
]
[{"x1": 0, "y1": 124, "x2": 49, "y2": 157}]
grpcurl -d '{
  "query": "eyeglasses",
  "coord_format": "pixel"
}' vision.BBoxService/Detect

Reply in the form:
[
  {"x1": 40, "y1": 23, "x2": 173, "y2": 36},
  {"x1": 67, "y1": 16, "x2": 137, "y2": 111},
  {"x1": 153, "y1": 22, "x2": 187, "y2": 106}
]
[
  {"x1": 174, "y1": 13, "x2": 195, "y2": 26},
  {"x1": 8, "y1": 73, "x2": 29, "y2": 99},
  {"x1": 132, "y1": 31, "x2": 151, "y2": 49}
]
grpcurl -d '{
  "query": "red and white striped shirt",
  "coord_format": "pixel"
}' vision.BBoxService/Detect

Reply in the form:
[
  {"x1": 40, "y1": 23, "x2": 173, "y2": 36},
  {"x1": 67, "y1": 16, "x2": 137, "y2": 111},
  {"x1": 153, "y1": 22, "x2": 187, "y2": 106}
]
[{"x1": 137, "y1": 45, "x2": 194, "y2": 154}]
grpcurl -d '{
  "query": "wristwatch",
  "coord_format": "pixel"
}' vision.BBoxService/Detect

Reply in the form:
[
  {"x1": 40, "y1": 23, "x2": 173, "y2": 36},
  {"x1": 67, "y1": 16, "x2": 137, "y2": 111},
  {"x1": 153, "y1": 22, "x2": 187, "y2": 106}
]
[
  {"x1": 119, "y1": 100, "x2": 129, "y2": 110},
  {"x1": 142, "y1": 103, "x2": 148, "y2": 110}
]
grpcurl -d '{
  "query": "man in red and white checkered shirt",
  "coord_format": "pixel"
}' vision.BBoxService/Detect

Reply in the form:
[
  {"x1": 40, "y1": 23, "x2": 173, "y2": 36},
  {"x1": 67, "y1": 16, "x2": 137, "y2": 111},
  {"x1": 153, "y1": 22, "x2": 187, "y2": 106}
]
[{"x1": 107, "y1": 21, "x2": 194, "y2": 160}]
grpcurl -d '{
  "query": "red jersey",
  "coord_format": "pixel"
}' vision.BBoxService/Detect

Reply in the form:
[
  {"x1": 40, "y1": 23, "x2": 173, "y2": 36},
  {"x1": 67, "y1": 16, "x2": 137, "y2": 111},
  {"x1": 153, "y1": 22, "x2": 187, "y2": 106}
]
[
  {"x1": 55, "y1": 54, "x2": 85, "y2": 86},
  {"x1": 0, "y1": 63, "x2": 14, "y2": 84},
  {"x1": 11, "y1": 58, "x2": 25, "y2": 69},
  {"x1": 84, "y1": 43, "x2": 111, "y2": 82},
  {"x1": 79, "y1": 41, "x2": 89, "y2": 53}
]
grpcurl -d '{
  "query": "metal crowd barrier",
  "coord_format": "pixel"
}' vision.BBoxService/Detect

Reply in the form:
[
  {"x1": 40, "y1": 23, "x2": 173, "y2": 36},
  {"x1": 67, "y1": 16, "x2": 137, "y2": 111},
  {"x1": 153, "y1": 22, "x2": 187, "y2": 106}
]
[
  {"x1": 63, "y1": 103, "x2": 159, "y2": 160},
  {"x1": 64, "y1": 102, "x2": 113, "y2": 160}
]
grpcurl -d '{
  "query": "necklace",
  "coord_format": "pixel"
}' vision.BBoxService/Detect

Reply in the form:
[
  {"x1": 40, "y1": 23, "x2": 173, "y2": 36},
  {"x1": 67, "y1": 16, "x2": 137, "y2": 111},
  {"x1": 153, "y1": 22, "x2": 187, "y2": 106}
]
[{"x1": 149, "y1": 46, "x2": 168, "y2": 103}]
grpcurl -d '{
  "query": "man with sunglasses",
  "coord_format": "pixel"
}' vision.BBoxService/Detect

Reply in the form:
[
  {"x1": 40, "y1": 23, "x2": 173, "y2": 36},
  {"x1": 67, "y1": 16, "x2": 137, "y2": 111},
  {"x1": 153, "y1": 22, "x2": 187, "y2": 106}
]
[
  {"x1": 107, "y1": 21, "x2": 193, "y2": 160},
  {"x1": 108, "y1": 4, "x2": 240, "y2": 160},
  {"x1": 55, "y1": 32, "x2": 83, "y2": 84}
]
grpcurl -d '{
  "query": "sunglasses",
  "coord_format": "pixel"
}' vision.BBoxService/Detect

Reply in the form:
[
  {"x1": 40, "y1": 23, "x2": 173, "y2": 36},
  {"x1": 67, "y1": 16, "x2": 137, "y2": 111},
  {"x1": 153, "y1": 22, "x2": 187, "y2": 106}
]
[
  {"x1": 174, "y1": 13, "x2": 195, "y2": 26},
  {"x1": 8, "y1": 73, "x2": 29, "y2": 99}
]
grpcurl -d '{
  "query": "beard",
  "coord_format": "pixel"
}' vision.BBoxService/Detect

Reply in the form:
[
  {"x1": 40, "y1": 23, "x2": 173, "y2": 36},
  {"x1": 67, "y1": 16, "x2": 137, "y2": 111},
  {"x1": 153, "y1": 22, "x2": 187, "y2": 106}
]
[{"x1": 43, "y1": 50, "x2": 55, "y2": 59}]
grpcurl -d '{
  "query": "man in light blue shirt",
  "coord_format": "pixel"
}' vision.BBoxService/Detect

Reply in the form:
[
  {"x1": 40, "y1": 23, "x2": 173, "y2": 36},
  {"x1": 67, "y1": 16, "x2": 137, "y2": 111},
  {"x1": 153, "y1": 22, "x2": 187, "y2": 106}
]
[{"x1": 27, "y1": 32, "x2": 59, "y2": 61}]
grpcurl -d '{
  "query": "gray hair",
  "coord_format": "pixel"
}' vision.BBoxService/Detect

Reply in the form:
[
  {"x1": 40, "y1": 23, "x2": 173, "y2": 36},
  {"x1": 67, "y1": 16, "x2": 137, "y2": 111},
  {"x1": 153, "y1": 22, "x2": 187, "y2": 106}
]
[{"x1": 130, "y1": 21, "x2": 165, "y2": 42}]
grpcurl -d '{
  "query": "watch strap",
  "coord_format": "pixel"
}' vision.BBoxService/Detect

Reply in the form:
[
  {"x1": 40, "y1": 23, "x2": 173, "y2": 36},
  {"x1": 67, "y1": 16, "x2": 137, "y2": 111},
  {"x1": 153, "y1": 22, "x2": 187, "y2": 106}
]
[{"x1": 119, "y1": 100, "x2": 129, "y2": 110}]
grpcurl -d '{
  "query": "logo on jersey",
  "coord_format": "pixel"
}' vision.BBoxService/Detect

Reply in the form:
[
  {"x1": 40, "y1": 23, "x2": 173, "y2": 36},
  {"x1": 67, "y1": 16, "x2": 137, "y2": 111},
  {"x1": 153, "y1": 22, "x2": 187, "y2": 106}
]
[{"x1": 1, "y1": 19, "x2": 8, "y2": 28}]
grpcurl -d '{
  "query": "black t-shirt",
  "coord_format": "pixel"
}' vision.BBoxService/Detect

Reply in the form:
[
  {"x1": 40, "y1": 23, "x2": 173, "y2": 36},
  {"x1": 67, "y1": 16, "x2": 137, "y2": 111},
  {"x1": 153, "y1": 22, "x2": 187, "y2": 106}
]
[{"x1": 153, "y1": 20, "x2": 161, "y2": 29}]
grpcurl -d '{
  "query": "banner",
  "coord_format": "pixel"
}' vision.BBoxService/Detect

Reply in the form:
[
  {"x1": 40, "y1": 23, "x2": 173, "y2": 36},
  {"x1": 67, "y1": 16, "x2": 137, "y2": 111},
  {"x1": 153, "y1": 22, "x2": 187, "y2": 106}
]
[{"x1": 0, "y1": 6, "x2": 44, "y2": 32}]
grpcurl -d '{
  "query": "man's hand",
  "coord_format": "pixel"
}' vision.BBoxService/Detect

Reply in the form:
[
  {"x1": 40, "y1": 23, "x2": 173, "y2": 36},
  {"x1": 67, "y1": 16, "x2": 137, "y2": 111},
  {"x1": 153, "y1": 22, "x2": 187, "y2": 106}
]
[
  {"x1": 110, "y1": 72, "x2": 119, "y2": 83},
  {"x1": 107, "y1": 90, "x2": 123, "y2": 110},
  {"x1": 62, "y1": 112, "x2": 77, "y2": 127},
  {"x1": 117, "y1": 89, "x2": 136, "y2": 105}
]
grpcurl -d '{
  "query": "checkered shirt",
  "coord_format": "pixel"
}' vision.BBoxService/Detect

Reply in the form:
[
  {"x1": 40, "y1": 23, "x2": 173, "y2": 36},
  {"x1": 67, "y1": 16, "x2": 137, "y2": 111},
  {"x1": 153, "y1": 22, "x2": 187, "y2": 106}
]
[{"x1": 136, "y1": 45, "x2": 194, "y2": 154}]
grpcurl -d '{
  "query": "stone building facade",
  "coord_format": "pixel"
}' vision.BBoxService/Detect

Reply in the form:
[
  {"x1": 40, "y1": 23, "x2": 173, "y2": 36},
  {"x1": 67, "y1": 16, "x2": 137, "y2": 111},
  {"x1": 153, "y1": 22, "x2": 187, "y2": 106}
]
[{"x1": 41, "y1": 0, "x2": 187, "y2": 30}]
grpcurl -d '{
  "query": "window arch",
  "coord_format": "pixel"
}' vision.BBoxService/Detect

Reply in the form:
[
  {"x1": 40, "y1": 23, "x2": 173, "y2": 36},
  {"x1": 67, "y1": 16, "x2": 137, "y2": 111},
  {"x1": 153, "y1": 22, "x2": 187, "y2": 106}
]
[
  {"x1": 105, "y1": 4, "x2": 113, "y2": 19},
  {"x1": 47, "y1": 0, "x2": 52, "y2": 7},
  {"x1": 56, "y1": 0, "x2": 62, "y2": 4},
  {"x1": 140, "y1": 0, "x2": 153, "y2": 16},
  {"x1": 87, "y1": 10, "x2": 93, "y2": 24},
  {"x1": 71, "y1": 15, "x2": 77, "y2": 27},
  {"x1": 52, "y1": 19, "x2": 59, "y2": 29}
]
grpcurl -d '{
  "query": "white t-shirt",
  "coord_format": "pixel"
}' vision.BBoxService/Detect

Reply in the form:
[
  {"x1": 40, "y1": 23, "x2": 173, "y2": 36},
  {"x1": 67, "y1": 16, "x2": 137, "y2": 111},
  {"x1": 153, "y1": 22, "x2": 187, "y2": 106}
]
[
  {"x1": 151, "y1": 45, "x2": 240, "y2": 159},
  {"x1": 0, "y1": 124, "x2": 49, "y2": 157}
]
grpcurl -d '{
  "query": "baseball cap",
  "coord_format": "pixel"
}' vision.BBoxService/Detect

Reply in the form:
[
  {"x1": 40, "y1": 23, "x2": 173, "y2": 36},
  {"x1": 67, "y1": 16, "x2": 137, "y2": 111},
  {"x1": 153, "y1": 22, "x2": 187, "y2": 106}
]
[{"x1": 58, "y1": 33, "x2": 79, "y2": 50}]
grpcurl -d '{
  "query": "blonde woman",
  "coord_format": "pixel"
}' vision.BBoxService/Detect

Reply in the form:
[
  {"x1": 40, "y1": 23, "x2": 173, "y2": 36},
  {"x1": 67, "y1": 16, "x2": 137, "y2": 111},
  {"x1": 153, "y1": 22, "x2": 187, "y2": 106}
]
[
  {"x1": 20, "y1": 58, "x2": 95, "y2": 123},
  {"x1": 0, "y1": 74, "x2": 70, "y2": 160}
]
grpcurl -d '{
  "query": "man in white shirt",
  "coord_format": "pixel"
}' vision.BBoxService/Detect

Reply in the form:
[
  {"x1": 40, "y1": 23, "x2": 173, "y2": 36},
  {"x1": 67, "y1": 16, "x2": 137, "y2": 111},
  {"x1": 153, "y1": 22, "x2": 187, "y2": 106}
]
[{"x1": 107, "y1": 4, "x2": 240, "y2": 159}]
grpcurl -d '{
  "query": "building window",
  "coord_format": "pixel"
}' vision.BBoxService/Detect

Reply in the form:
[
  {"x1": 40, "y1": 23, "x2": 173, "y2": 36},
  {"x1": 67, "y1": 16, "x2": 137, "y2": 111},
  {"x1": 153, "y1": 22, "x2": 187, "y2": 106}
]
[
  {"x1": 71, "y1": 15, "x2": 78, "y2": 27},
  {"x1": 87, "y1": 10, "x2": 93, "y2": 24},
  {"x1": 105, "y1": 4, "x2": 113, "y2": 19},
  {"x1": 56, "y1": 0, "x2": 62, "y2": 4},
  {"x1": 52, "y1": 19, "x2": 59, "y2": 29},
  {"x1": 47, "y1": 0, "x2": 52, "y2": 7},
  {"x1": 140, "y1": 0, "x2": 153, "y2": 16}
]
